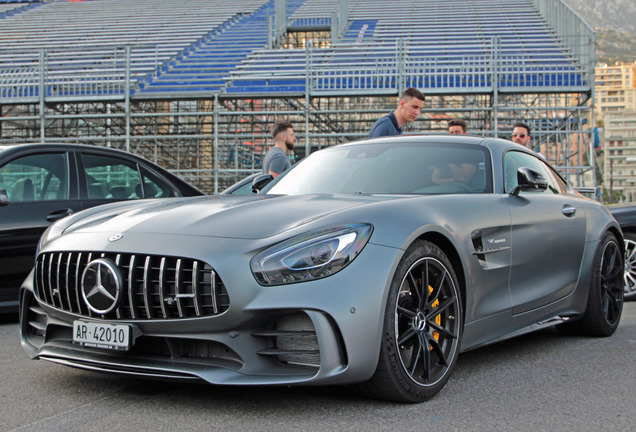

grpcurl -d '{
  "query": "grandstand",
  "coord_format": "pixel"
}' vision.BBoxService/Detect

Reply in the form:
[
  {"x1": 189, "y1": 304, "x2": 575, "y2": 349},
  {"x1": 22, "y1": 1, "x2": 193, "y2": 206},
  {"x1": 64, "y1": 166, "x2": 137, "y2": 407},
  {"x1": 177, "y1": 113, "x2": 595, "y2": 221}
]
[{"x1": 0, "y1": 0, "x2": 596, "y2": 193}]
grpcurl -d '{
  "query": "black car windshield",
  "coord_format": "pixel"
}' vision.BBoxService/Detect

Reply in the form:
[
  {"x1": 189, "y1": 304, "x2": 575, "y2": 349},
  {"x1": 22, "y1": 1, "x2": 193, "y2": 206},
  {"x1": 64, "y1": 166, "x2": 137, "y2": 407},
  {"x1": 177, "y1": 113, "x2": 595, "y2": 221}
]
[{"x1": 267, "y1": 141, "x2": 492, "y2": 195}]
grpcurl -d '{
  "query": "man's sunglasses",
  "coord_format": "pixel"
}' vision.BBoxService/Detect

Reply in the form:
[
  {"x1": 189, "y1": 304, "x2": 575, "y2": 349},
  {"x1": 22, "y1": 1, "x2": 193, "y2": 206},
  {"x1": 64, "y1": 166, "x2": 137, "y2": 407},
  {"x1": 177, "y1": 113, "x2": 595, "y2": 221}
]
[{"x1": 512, "y1": 133, "x2": 527, "y2": 138}]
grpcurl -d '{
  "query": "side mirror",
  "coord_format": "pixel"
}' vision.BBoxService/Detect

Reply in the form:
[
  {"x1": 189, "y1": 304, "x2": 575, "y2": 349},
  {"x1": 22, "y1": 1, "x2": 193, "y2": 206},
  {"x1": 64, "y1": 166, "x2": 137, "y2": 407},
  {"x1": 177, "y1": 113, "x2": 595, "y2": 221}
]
[
  {"x1": 251, "y1": 174, "x2": 274, "y2": 193},
  {"x1": 0, "y1": 189, "x2": 8, "y2": 206},
  {"x1": 510, "y1": 167, "x2": 547, "y2": 196}
]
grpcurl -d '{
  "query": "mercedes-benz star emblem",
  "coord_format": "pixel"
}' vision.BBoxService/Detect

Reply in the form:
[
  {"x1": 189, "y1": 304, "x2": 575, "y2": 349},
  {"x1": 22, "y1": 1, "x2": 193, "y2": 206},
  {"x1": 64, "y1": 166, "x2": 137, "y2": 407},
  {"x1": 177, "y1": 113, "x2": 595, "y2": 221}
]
[{"x1": 81, "y1": 258, "x2": 122, "y2": 314}]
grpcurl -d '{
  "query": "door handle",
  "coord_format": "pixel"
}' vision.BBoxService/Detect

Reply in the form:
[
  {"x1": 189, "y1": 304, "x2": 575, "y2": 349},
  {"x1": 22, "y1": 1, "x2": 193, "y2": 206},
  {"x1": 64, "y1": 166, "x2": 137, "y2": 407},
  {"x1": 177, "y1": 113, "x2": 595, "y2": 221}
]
[
  {"x1": 46, "y1": 208, "x2": 74, "y2": 222},
  {"x1": 562, "y1": 205, "x2": 576, "y2": 217}
]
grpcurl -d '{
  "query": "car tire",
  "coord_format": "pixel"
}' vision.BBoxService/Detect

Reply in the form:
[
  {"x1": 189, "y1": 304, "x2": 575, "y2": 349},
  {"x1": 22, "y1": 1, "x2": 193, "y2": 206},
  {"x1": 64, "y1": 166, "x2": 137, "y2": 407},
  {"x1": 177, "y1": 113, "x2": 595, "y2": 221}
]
[
  {"x1": 359, "y1": 240, "x2": 463, "y2": 402},
  {"x1": 561, "y1": 232, "x2": 624, "y2": 336},
  {"x1": 622, "y1": 231, "x2": 636, "y2": 301}
]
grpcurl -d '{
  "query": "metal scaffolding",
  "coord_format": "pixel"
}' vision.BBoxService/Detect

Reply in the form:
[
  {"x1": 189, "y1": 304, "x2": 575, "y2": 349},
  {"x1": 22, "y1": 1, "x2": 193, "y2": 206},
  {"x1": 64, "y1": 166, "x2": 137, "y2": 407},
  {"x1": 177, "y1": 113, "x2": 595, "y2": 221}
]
[
  {"x1": 0, "y1": 90, "x2": 594, "y2": 193},
  {"x1": 0, "y1": 0, "x2": 596, "y2": 194}
]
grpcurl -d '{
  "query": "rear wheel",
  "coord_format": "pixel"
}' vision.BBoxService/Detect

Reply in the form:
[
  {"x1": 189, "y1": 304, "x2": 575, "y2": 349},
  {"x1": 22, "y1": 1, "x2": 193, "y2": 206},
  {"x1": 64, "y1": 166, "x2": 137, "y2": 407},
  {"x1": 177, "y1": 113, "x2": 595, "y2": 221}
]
[
  {"x1": 562, "y1": 232, "x2": 624, "y2": 336},
  {"x1": 623, "y1": 232, "x2": 636, "y2": 301},
  {"x1": 360, "y1": 240, "x2": 463, "y2": 402}
]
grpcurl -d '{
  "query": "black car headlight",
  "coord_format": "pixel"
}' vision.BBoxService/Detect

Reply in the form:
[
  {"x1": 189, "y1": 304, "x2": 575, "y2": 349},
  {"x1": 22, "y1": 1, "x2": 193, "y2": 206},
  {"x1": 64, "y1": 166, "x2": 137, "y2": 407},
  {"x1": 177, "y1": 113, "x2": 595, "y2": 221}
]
[{"x1": 251, "y1": 223, "x2": 373, "y2": 285}]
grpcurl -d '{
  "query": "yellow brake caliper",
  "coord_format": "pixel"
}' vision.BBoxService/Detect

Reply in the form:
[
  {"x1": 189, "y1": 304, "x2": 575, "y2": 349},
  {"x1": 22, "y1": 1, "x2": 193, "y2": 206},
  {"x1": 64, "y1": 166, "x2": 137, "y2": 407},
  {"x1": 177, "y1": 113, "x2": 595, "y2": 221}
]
[{"x1": 429, "y1": 284, "x2": 441, "y2": 349}]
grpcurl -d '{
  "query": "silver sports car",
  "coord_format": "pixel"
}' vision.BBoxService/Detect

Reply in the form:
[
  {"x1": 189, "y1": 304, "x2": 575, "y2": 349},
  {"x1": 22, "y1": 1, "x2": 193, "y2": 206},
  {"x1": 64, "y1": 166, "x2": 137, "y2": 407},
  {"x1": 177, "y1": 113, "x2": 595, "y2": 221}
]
[{"x1": 20, "y1": 135, "x2": 624, "y2": 402}]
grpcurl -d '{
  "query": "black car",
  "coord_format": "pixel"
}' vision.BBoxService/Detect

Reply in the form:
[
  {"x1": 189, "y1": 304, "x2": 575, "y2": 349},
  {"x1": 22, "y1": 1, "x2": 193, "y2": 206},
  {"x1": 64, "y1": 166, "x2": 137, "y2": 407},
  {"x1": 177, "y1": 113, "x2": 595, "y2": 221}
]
[
  {"x1": 608, "y1": 204, "x2": 636, "y2": 301},
  {"x1": 0, "y1": 143, "x2": 203, "y2": 313}
]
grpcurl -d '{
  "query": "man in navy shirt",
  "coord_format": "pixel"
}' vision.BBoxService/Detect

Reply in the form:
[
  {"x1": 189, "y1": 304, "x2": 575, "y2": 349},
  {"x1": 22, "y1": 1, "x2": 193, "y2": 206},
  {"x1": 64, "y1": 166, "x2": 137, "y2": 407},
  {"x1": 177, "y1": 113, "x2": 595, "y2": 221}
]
[{"x1": 368, "y1": 87, "x2": 425, "y2": 138}]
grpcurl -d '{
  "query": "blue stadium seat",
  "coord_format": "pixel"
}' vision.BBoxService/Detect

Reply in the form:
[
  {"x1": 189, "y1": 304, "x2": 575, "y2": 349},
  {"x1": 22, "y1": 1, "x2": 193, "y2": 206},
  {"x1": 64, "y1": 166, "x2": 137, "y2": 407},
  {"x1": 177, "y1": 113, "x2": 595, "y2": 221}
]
[{"x1": 0, "y1": 0, "x2": 591, "y2": 98}]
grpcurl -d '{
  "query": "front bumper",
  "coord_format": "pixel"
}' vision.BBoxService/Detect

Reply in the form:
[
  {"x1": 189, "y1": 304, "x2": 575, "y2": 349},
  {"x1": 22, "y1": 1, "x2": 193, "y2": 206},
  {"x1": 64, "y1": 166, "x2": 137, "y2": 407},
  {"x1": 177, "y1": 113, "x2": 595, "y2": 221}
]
[{"x1": 20, "y1": 238, "x2": 402, "y2": 386}]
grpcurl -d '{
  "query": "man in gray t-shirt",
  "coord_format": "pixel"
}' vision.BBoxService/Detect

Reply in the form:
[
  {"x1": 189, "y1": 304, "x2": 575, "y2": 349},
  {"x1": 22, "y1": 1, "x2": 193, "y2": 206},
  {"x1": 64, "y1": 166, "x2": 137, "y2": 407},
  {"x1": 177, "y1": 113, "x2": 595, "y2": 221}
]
[{"x1": 263, "y1": 121, "x2": 296, "y2": 178}]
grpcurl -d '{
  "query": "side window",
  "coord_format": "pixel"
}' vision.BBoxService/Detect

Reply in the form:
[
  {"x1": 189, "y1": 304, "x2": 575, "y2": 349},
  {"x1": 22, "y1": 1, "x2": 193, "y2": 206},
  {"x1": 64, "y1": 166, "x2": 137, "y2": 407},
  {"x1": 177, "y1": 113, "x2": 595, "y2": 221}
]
[
  {"x1": 0, "y1": 153, "x2": 69, "y2": 202},
  {"x1": 139, "y1": 165, "x2": 177, "y2": 198},
  {"x1": 81, "y1": 154, "x2": 141, "y2": 200},
  {"x1": 504, "y1": 151, "x2": 560, "y2": 194},
  {"x1": 229, "y1": 180, "x2": 257, "y2": 195},
  {"x1": 545, "y1": 167, "x2": 568, "y2": 194}
]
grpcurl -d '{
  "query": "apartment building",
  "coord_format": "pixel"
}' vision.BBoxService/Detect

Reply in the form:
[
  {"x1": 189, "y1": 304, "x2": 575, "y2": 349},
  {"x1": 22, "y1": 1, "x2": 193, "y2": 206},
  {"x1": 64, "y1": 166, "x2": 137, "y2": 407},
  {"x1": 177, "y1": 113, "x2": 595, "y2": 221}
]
[
  {"x1": 603, "y1": 110, "x2": 636, "y2": 202},
  {"x1": 595, "y1": 61, "x2": 636, "y2": 116}
]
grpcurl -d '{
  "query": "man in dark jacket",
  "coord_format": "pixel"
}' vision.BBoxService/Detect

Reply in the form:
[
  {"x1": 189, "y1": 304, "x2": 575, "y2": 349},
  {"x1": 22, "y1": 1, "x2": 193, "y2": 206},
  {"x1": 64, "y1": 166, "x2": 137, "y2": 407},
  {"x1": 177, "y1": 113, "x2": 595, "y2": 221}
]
[{"x1": 368, "y1": 88, "x2": 425, "y2": 138}]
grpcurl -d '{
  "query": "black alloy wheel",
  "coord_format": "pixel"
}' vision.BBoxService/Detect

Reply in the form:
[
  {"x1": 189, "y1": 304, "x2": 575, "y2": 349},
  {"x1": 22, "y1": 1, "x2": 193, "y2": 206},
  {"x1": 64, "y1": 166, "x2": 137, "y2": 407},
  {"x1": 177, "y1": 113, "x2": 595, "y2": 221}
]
[
  {"x1": 361, "y1": 240, "x2": 463, "y2": 403},
  {"x1": 561, "y1": 232, "x2": 624, "y2": 336},
  {"x1": 598, "y1": 235, "x2": 624, "y2": 327}
]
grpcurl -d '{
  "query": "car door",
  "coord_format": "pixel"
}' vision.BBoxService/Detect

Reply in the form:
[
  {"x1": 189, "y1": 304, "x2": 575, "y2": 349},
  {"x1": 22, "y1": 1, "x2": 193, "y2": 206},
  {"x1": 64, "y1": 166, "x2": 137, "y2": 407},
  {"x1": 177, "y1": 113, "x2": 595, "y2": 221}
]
[
  {"x1": 504, "y1": 151, "x2": 587, "y2": 314},
  {"x1": 0, "y1": 151, "x2": 79, "y2": 300}
]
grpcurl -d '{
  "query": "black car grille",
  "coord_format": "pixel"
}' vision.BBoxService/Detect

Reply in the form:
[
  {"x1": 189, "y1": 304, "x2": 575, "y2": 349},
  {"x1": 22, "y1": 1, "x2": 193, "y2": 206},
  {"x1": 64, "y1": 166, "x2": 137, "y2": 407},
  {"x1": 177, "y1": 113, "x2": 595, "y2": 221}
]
[{"x1": 34, "y1": 251, "x2": 229, "y2": 320}]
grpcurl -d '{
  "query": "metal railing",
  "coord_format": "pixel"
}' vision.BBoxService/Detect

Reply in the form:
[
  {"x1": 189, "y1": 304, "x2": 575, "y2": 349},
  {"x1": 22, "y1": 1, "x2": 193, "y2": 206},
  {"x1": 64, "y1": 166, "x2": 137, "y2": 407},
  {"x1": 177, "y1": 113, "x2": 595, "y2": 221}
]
[
  {"x1": 228, "y1": 35, "x2": 592, "y2": 95},
  {"x1": 0, "y1": 8, "x2": 595, "y2": 102},
  {"x1": 532, "y1": 0, "x2": 595, "y2": 68},
  {"x1": 1, "y1": 46, "x2": 137, "y2": 102}
]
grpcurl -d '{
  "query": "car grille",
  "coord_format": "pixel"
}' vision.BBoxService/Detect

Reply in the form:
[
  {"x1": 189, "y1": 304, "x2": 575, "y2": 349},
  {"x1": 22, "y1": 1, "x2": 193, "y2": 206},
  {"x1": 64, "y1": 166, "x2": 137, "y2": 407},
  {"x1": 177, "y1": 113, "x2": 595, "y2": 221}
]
[{"x1": 34, "y1": 251, "x2": 230, "y2": 320}]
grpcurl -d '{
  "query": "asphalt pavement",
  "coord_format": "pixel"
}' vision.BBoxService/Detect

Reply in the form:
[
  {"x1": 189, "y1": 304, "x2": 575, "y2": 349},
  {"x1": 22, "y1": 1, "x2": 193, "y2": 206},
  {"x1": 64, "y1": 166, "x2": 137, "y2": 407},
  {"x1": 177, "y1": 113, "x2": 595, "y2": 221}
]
[{"x1": 1, "y1": 303, "x2": 634, "y2": 432}]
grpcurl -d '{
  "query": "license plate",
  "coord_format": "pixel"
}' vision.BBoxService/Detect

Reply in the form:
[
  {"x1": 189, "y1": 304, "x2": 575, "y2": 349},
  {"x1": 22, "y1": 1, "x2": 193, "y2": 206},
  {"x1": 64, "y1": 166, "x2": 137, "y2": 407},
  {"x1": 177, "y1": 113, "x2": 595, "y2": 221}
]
[{"x1": 73, "y1": 320, "x2": 131, "y2": 351}]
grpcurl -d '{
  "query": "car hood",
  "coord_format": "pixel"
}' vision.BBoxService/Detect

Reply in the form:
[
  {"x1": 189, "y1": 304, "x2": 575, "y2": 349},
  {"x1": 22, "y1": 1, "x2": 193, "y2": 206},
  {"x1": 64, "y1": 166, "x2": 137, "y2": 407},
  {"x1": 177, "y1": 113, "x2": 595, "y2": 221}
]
[{"x1": 64, "y1": 194, "x2": 404, "y2": 239}]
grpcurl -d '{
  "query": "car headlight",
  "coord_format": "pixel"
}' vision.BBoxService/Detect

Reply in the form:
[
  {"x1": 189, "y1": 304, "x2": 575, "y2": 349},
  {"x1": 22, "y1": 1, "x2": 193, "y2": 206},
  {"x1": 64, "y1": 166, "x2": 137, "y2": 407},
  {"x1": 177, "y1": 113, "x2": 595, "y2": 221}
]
[{"x1": 251, "y1": 223, "x2": 373, "y2": 285}]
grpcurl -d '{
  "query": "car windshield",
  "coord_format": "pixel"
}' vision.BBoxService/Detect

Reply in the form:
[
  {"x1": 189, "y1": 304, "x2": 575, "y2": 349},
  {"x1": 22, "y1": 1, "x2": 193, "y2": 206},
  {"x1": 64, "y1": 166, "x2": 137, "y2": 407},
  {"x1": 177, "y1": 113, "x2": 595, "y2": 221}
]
[{"x1": 267, "y1": 141, "x2": 492, "y2": 195}]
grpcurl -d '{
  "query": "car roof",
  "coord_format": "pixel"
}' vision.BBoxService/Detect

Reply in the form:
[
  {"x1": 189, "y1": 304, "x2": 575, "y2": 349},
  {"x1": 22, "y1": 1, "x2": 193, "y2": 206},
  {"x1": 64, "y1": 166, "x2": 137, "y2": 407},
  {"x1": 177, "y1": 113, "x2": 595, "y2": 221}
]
[
  {"x1": 0, "y1": 142, "x2": 141, "y2": 158},
  {"x1": 0, "y1": 142, "x2": 204, "y2": 195},
  {"x1": 336, "y1": 134, "x2": 517, "y2": 148},
  {"x1": 0, "y1": 142, "x2": 167, "y2": 169},
  {"x1": 358, "y1": 134, "x2": 488, "y2": 145},
  {"x1": 327, "y1": 134, "x2": 530, "y2": 155}
]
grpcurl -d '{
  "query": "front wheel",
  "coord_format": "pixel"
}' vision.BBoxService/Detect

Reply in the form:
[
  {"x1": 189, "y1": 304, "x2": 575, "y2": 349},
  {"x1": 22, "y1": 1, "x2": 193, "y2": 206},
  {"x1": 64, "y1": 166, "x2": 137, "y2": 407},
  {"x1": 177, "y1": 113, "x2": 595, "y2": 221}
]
[{"x1": 360, "y1": 240, "x2": 463, "y2": 402}]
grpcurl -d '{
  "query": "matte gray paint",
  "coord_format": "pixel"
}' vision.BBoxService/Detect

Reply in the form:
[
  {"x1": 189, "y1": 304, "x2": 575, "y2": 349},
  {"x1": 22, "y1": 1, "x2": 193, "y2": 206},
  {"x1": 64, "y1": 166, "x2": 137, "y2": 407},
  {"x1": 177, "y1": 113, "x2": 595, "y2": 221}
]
[{"x1": 20, "y1": 136, "x2": 621, "y2": 387}]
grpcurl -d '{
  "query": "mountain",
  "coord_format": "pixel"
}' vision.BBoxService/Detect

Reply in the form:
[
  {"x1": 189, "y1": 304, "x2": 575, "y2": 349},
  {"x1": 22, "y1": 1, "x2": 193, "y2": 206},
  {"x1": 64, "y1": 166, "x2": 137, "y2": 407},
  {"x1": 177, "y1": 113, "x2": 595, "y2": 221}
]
[{"x1": 563, "y1": 0, "x2": 636, "y2": 64}]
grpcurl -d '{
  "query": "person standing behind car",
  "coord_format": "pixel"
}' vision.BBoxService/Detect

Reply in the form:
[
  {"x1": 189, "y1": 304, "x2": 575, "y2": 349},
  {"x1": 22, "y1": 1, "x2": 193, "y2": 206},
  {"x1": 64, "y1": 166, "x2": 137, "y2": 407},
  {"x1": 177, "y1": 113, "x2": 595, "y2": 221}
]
[
  {"x1": 263, "y1": 121, "x2": 296, "y2": 179},
  {"x1": 368, "y1": 87, "x2": 425, "y2": 138},
  {"x1": 448, "y1": 118, "x2": 467, "y2": 134},
  {"x1": 512, "y1": 122, "x2": 545, "y2": 158},
  {"x1": 511, "y1": 122, "x2": 532, "y2": 148}
]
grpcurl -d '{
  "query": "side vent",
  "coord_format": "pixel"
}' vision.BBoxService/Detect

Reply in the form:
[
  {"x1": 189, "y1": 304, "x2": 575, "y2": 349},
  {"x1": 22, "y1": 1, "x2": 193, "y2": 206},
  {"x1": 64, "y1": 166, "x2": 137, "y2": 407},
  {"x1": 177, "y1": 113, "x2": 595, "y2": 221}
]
[
  {"x1": 23, "y1": 291, "x2": 47, "y2": 348},
  {"x1": 254, "y1": 313, "x2": 320, "y2": 367}
]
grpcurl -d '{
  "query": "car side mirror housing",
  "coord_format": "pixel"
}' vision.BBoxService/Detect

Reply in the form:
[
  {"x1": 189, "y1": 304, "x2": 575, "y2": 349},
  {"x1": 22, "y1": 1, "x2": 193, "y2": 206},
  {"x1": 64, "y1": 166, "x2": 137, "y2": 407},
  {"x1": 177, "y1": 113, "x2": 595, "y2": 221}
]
[
  {"x1": 251, "y1": 174, "x2": 274, "y2": 193},
  {"x1": 0, "y1": 189, "x2": 8, "y2": 206},
  {"x1": 510, "y1": 167, "x2": 548, "y2": 196}
]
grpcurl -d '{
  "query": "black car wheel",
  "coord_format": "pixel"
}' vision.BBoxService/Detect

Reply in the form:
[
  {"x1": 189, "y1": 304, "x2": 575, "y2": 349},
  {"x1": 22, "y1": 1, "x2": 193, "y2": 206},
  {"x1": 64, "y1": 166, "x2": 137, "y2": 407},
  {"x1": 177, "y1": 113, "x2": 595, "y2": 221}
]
[
  {"x1": 623, "y1": 232, "x2": 636, "y2": 301},
  {"x1": 562, "y1": 232, "x2": 624, "y2": 336},
  {"x1": 361, "y1": 240, "x2": 463, "y2": 403}
]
